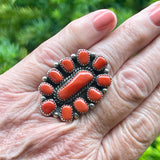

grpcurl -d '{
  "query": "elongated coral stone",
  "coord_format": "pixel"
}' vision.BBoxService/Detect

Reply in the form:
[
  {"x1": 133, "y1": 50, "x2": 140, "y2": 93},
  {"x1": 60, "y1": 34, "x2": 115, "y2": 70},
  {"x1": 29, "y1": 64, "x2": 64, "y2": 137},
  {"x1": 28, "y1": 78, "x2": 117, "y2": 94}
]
[
  {"x1": 48, "y1": 68, "x2": 63, "y2": 83},
  {"x1": 58, "y1": 71, "x2": 93, "y2": 100},
  {"x1": 97, "y1": 75, "x2": 111, "y2": 86},
  {"x1": 74, "y1": 98, "x2": 88, "y2": 113},
  {"x1": 88, "y1": 88, "x2": 102, "y2": 102},
  {"x1": 41, "y1": 100, "x2": 56, "y2": 115},
  {"x1": 39, "y1": 82, "x2": 53, "y2": 95},
  {"x1": 78, "y1": 50, "x2": 89, "y2": 65},
  {"x1": 93, "y1": 56, "x2": 107, "y2": 70},
  {"x1": 61, "y1": 105, "x2": 73, "y2": 121},
  {"x1": 61, "y1": 58, "x2": 74, "y2": 72}
]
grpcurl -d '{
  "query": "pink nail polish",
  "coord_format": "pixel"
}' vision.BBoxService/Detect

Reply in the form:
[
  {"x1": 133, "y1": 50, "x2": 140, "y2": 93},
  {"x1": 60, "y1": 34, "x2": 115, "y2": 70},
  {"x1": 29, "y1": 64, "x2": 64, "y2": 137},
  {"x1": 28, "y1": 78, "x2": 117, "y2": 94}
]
[
  {"x1": 150, "y1": 7, "x2": 160, "y2": 26},
  {"x1": 93, "y1": 11, "x2": 115, "y2": 31}
]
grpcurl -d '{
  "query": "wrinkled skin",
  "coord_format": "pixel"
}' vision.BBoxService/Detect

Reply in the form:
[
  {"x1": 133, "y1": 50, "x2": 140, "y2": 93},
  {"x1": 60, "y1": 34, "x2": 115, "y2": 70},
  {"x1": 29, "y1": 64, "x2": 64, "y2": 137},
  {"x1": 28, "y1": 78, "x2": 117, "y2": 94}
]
[{"x1": 1, "y1": 2, "x2": 160, "y2": 160}]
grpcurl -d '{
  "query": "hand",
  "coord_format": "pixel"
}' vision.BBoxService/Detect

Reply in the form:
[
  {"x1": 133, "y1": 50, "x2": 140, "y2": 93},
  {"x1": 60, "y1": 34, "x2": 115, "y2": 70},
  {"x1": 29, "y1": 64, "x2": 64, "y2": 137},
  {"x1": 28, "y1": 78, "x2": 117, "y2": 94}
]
[{"x1": 1, "y1": 2, "x2": 160, "y2": 160}]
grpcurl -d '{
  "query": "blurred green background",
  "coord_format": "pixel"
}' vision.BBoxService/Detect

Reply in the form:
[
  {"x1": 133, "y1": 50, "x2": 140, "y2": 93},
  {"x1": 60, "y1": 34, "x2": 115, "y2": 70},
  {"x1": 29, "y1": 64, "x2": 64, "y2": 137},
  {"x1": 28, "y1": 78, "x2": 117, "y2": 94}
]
[{"x1": 0, "y1": 0, "x2": 160, "y2": 159}]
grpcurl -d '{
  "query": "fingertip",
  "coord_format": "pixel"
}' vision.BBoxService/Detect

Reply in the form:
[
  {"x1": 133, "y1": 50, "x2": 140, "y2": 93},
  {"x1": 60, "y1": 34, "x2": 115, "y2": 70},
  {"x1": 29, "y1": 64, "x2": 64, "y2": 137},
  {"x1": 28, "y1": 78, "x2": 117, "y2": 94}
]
[{"x1": 93, "y1": 9, "x2": 117, "y2": 31}]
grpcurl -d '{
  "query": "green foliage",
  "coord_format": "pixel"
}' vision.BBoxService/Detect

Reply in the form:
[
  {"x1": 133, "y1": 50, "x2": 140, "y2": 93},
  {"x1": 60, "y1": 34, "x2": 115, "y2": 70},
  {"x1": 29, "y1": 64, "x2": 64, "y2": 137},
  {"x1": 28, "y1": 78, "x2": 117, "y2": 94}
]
[
  {"x1": 0, "y1": 0, "x2": 160, "y2": 159},
  {"x1": 140, "y1": 136, "x2": 160, "y2": 160}
]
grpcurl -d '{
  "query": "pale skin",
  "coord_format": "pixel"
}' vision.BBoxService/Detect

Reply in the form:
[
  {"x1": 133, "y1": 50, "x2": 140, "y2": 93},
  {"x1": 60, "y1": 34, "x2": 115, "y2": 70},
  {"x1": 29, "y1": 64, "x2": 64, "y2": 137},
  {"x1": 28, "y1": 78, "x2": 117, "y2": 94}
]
[{"x1": 1, "y1": 2, "x2": 160, "y2": 160}]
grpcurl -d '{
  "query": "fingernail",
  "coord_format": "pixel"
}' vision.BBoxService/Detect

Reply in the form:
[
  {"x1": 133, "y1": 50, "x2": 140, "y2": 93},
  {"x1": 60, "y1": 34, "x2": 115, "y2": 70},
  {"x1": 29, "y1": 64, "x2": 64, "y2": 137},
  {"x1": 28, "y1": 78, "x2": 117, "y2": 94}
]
[
  {"x1": 150, "y1": 7, "x2": 160, "y2": 26},
  {"x1": 93, "y1": 11, "x2": 115, "y2": 31}
]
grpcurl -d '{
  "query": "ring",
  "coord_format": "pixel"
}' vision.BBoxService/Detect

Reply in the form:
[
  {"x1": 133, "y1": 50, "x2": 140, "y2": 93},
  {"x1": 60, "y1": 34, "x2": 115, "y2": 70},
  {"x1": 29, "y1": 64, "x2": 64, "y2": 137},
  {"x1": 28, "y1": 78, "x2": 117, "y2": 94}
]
[{"x1": 38, "y1": 49, "x2": 111, "y2": 121}]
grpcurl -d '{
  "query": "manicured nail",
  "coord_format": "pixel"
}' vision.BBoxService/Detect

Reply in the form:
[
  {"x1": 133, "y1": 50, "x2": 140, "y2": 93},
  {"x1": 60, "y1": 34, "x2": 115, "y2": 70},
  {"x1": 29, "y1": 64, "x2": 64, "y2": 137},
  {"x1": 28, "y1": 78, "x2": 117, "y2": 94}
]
[
  {"x1": 150, "y1": 7, "x2": 160, "y2": 26},
  {"x1": 93, "y1": 11, "x2": 115, "y2": 31}
]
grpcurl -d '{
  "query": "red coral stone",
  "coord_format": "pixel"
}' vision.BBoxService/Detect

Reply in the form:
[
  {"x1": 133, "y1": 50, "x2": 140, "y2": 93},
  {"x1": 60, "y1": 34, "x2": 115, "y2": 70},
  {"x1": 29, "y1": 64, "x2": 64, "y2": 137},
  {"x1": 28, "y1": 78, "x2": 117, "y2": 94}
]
[
  {"x1": 93, "y1": 56, "x2": 107, "y2": 71},
  {"x1": 97, "y1": 75, "x2": 111, "y2": 86},
  {"x1": 39, "y1": 82, "x2": 53, "y2": 95},
  {"x1": 61, "y1": 58, "x2": 74, "y2": 72},
  {"x1": 58, "y1": 71, "x2": 93, "y2": 100},
  {"x1": 88, "y1": 87, "x2": 102, "y2": 102},
  {"x1": 74, "y1": 98, "x2": 88, "y2": 113},
  {"x1": 61, "y1": 105, "x2": 73, "y2": 121},
  {"x1": 48, "y1": 68, "x2": 63, "y2": 83},
  {"x1": 41, "y1": 100, "x2": 56, "y2": 116},
  {"x1": 78, "y1": 50, "x2": 89, "y2": 65}
]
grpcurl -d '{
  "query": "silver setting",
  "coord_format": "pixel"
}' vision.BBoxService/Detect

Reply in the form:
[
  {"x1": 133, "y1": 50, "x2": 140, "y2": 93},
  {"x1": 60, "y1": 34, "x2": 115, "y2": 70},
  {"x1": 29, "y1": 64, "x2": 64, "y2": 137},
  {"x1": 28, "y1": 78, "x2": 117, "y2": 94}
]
[
  {"x1": 90, "y1": 52, "x2": 95, "y2": 59},
  {"x1": 104, "y1": 68, "x2": 109, "y2": 74},
  {"x1": 54, "y1": 62, "x2": 59, "y2": 68},
  {"x1": 42, "y1": 76, "x2": 47, "y2": 81},
  {"x1": 74, "y1": 113, "x2": 79, "y2": 119},
  {"x1": 53, "y1": 112, "x2": 59, "y2": 118},
  {"x1": 38, "y1": 49, "x2": 111, "y2": 121},
  {"x1": 41, "y1": 96, "x2": 46, "y2": 101},
  {"x1": 89, "y1": 103, "x2": 95, "y2": 109},
  {"x1": 102, "y1": 88, "x2": 107, "y2": 94},
  {"x1": 71, "y1": 54, "x2": 77, "y2": 60}
]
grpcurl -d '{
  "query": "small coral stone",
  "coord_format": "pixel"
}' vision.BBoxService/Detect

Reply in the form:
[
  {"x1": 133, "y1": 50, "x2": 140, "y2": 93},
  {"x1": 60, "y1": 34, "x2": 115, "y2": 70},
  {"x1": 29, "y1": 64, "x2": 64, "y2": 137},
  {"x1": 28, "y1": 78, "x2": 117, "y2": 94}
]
[
  {"x1": 97, "y1": 75, "x2": 111, "y2": 86},
  {"x1": 93, "y1": 56, "x2": 107, "y2": 71},
  {"x1": 88, "y1": 88, "x2": 102, "y2": 102},
  {"x1": 48, "y1": 68, "x2": 63, "y2": 83},
  {"x1": 61, "y1": 105, "x2": 73, "y2": 121},
  {"x1": 39, "y1": 82, "x2": 53, "y2": 95},
  {"x1": 41, "y1": 100, "x2": 56, "y2": 115},
  {"x1": 78, "y1": 50, "x2": 89, "y2": 65},
  {"x1": 74, "y1": 98, "x2": 88, "y2": 113},
  {"x1": 61, "y1": 58, "x2": 74, "y2": 72},
  {"x1": 58, "y1": 71, "x2": 93, "y2": 100}
]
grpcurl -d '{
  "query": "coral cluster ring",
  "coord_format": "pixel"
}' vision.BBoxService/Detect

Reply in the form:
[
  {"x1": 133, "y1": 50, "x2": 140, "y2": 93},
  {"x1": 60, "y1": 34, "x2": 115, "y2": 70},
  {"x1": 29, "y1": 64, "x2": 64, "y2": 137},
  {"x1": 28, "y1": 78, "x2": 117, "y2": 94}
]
[{"x1": 38, "y1": 49, "x2": 111, "y2": 121}]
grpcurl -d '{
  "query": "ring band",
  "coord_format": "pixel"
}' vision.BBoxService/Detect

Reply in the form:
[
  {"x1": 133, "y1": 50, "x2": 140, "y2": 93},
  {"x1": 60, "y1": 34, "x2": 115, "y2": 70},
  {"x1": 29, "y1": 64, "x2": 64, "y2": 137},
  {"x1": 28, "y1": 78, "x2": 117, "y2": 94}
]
[{"x1": 38, "y1": 49, "x2": 111, "y2": 121}]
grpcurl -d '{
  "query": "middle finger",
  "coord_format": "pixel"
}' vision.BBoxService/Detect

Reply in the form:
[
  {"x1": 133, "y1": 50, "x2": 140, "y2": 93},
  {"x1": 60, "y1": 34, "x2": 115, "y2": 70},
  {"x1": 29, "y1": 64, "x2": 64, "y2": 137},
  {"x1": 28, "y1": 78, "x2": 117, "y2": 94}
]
[
  {"x1": 83, "y1": 2, "x2": 160, "y2": 135},
  {"x1": 91, "y1": 2, "x2": 160, "y2": 75}
]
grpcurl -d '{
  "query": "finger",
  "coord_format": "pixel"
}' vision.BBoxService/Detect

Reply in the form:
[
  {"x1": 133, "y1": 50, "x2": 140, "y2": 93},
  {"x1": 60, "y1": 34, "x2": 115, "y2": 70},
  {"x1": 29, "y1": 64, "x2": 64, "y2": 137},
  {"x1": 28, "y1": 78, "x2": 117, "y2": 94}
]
[
  {"x1": 86, "y1": 17, "x2": 160, "y2": 135},
  {"x1": 1, "y1": 10, "x2": 117, "y2": 92},
  {"x1": 91, "y1": 1, "x2": 160, "y2": 75},
  {"x1": 101, "y1": 85, "x2": 160, "y2": 160}
]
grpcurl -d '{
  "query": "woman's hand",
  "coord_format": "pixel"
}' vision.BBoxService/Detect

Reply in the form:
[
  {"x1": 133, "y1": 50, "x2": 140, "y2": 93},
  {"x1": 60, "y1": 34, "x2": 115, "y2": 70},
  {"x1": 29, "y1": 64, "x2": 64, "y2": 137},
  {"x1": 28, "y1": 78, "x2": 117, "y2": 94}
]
[{"x1": 1, "y1": 2, "x2": 160, "y2": 160}]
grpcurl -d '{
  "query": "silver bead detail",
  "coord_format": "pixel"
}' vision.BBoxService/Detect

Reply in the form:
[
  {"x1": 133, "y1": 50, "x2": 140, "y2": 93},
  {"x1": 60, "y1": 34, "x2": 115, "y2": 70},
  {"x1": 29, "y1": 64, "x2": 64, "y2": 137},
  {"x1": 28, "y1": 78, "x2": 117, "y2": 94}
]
[
  {"x1": 42, "y1": 76, "x2": 47, "y2": 81},
  {"x1": 54, "y1": 62, "x2": 59, "y2": 68},
  {"x1": 102, "y1": 88, "x2": 107, "y2": 94},
  {"x1": 41, "y1": 96, "x2": 46, "y2": 101},
  {"x1": 89, "y1": 103, "x2": 95, "y2": 109},
  {"x1": 53, "y1": 112, "x2": 59, "y2": 118},
  {"x1": 104, "y1": 68, "x2": 109, "y2": 74},
  {"x1": 74, "y1": 113, "x2": 79, "y2": 119},
  {"x1": 71, "y1": 54, "x2": 77, "y2": 60},
  {"x1": 90, "y1": 52, "x2": 95, "y2": 59}
]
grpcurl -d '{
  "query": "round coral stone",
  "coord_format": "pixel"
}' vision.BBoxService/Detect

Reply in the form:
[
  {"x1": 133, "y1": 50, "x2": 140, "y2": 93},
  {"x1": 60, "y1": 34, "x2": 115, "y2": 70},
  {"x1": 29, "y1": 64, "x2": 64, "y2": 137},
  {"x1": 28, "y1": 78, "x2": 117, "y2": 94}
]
[
  {"x1": 78, "y1": 50, "x2": 89, "y2": 65},
  {"x1": 39, "y1": 82, "x2": 53, "y2": 95},
  {"x1": 97, "y1": 75, "x2": 111, "y2": 86},
  {"x1": 48, "y1": 68, "x2": 63, "y2": 83},
  {"x1": 41, "y1": 100, "x2": 56, "y2": 116},
  {"x1": 61, "y1": 58, "x2": 74, "y2": 72},
  {"x1": 74, "y1": 98, "x2": 88, "y2": 113},
  {"x1": 61, "y1": 105, "x2": 73, "y2": 121},
  {"x1": 93, "y1": 56, "x2": 107, "y2": 71},
  {"x1": 88, "y1": 87, "x2": 102, "y2": 102}
]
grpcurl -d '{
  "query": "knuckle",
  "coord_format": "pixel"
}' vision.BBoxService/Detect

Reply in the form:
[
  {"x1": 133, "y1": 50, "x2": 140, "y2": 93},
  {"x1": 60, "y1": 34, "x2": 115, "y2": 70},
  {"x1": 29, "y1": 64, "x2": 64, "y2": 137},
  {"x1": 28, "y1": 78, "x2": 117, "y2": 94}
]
[
  {"x1": 66, "y1": 20, "x2": 86, "y2": 47},
  {"x1": 120, "y1": 21, "x2": 147, "y2": 46},
  {"x1": 67, "y1": 20, "x2": 80, "y2": 33},
  {"x1": 125, "y1": 111, "x2": 157, "y2": 145},
  {"x1": 114, "y1": 67, "x2": 150, "y2": 103}
]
